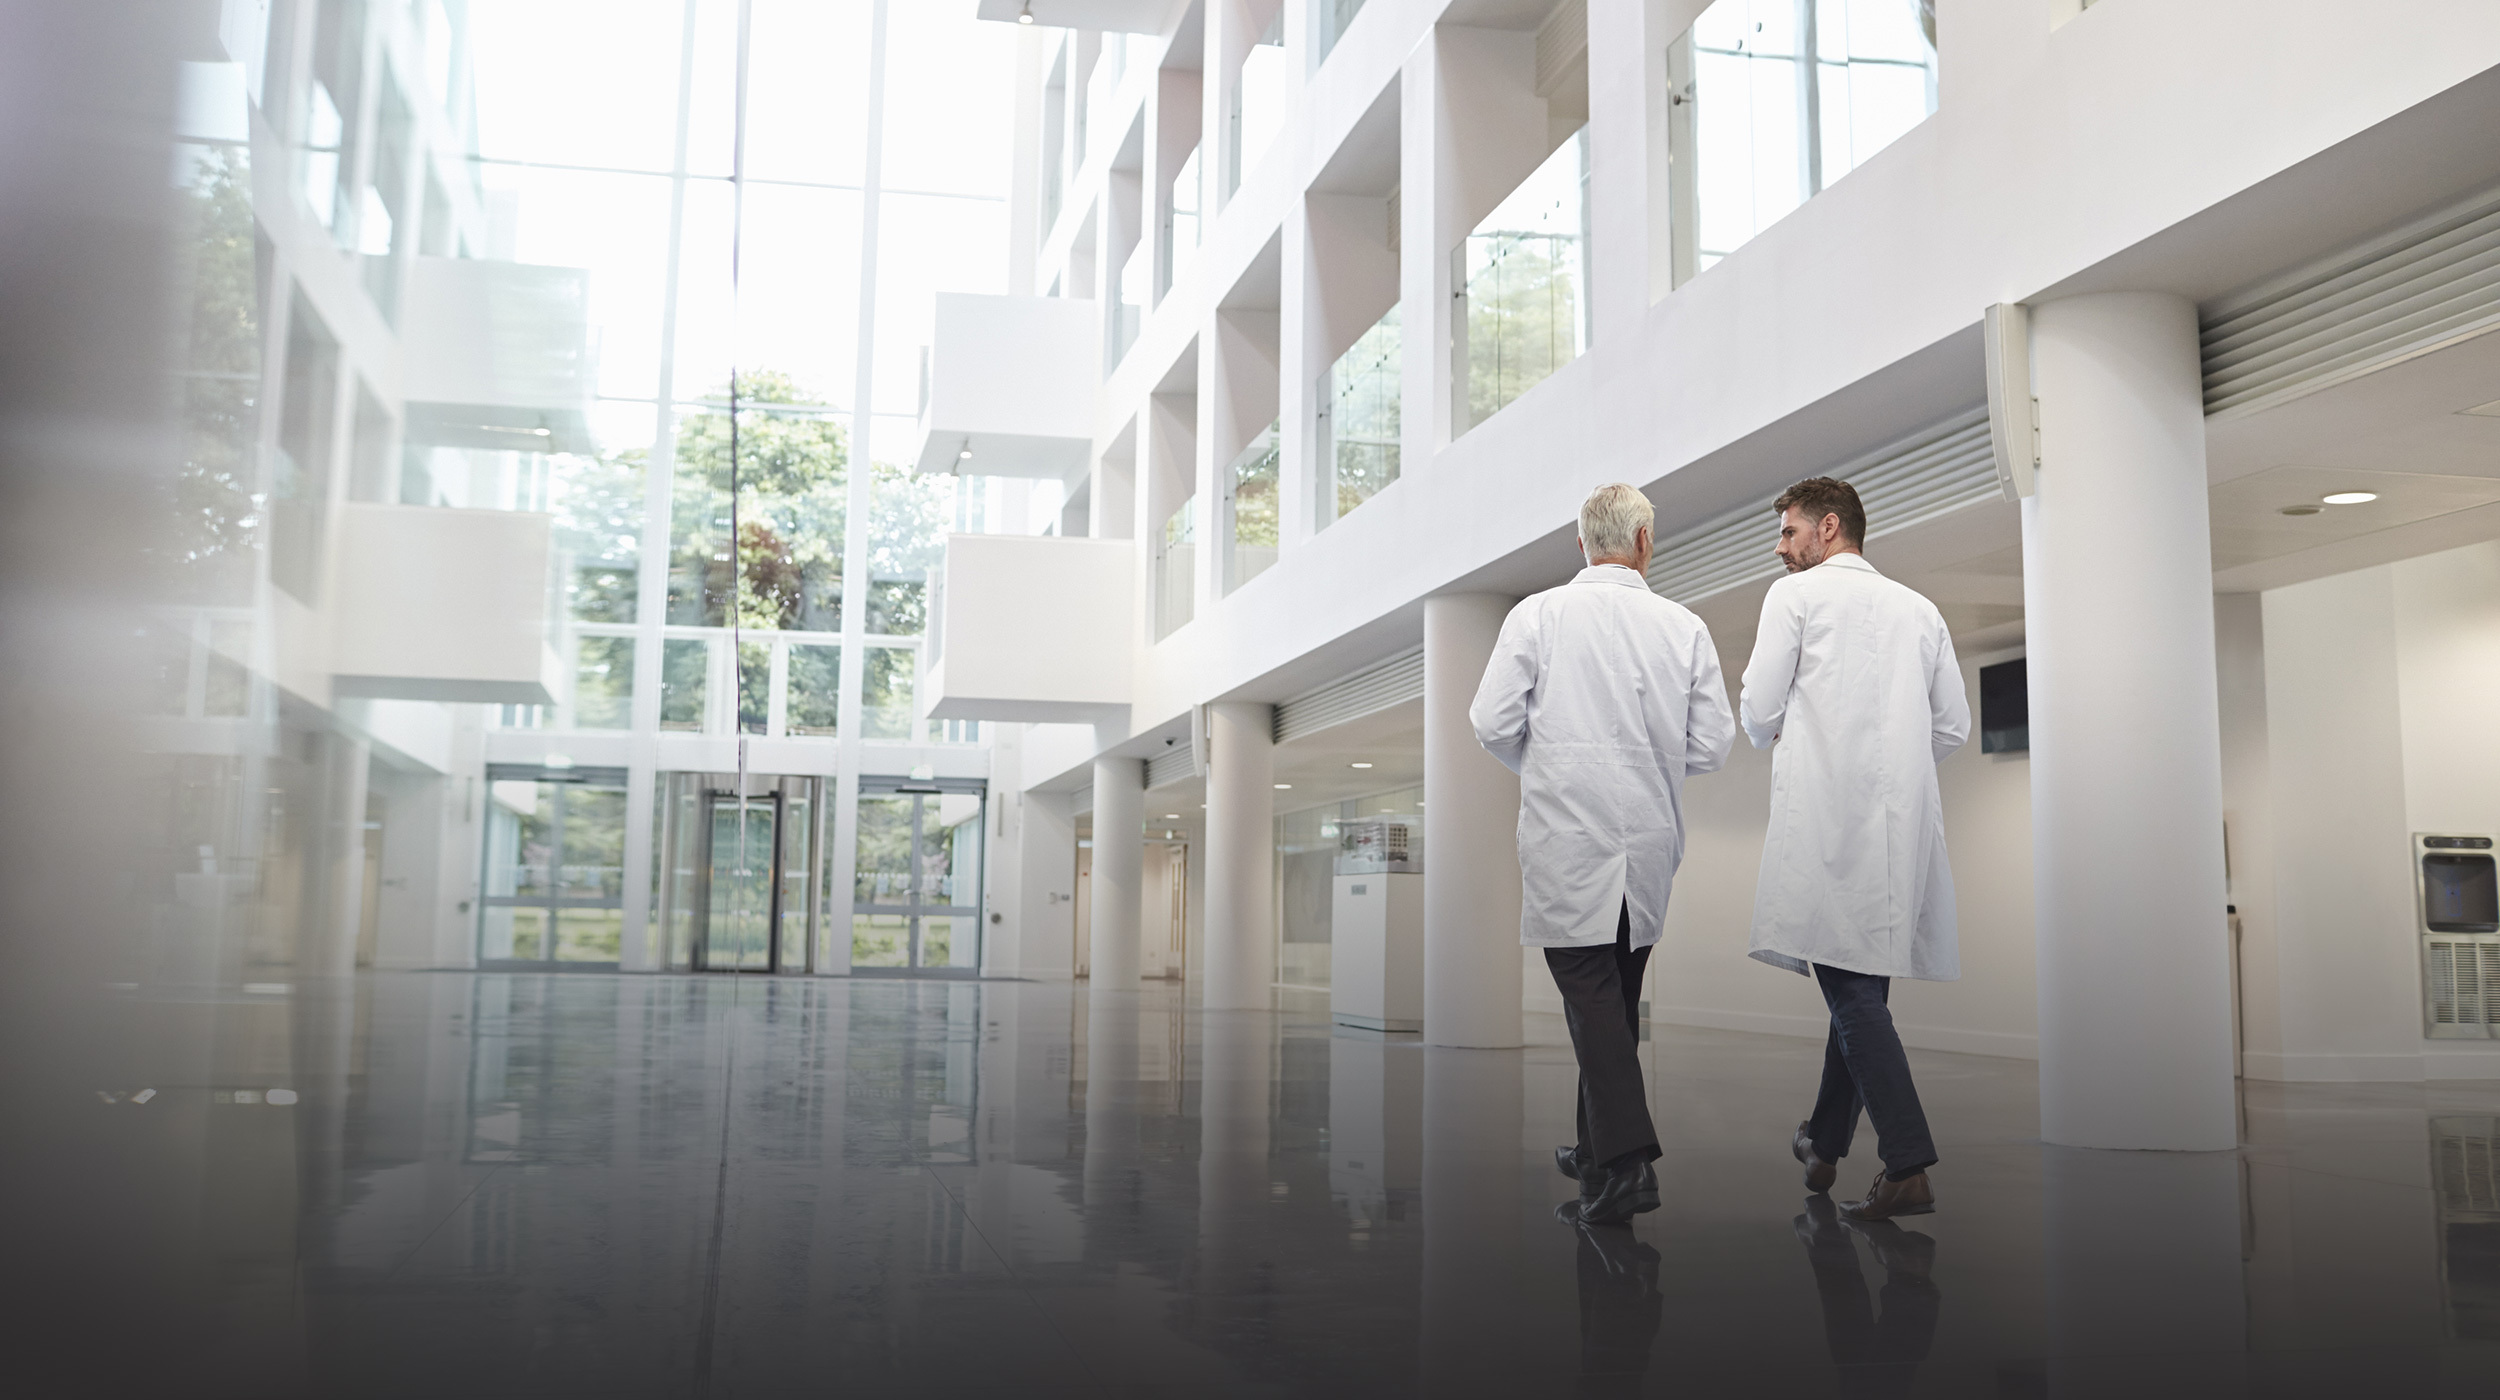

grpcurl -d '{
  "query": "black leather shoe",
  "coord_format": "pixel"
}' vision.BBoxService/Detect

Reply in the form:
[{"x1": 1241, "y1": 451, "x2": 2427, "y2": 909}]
[
  {"x1": 1575, "y1": 1159, "x2": 1660, "y2": 1226},
  {"x1": 1556, "y1": 1144, "x2": 1599, "y2": 1202},
  {"x1": 1793, "y1": 1121, "x2": 1837, "y2": 1195}
]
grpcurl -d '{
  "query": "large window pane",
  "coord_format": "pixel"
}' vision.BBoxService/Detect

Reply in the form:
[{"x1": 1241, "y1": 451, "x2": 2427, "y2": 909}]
[
  {"x1": 786, "y1": 642, "x2": 841, "y2": 736},
  {"x1": 573, "y1": 636, "x2": 634, "y2": 729},
  {"x1": 668, "y1": 390, "x2": 849, "y2": 630},
  {"x1": 880, "y1": 0, "x2": 1016, "y2": 198},
  {"x1": 175, "y1": 145, "x2": 263, "y2": 607},
  {"x1": 660, "y1": 637, "x2": 708, "y2": 730},
  {"x1": 272, "y1": 291, "x2": 339, "y2": 603},
  {"x1": 560, "y1": 787, "x2": 626, "y2": 901},
  {"x1": 743, "y1": 0, "x2": 873, "y2": 185},
  {"x1": 872, "y1": 193, "x2": 1007, "y2": 421},
  {"x1": 1674, "y1": 0, "x2": 1936, "y2": 277},
  {"x1": 1458, "y1": 128, "x2": 1589, "y2": 432},
  {"x1": 868, "y1": 459, "x2": 950, "y2": 634},
  {"x1": 469, "y1": 0, "x2": 694, "y2": 173},
  {"x1": 862, "y1": 645, "x2": 917, "y2": 741},
  {"x1": 465, "y1": 163, "x2": 680, "y2": 402}
]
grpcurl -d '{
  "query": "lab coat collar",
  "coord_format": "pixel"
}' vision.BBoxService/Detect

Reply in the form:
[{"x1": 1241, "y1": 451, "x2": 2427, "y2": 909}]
[
  {"x1": 1573, "y1": 564, "x2": 1648, "y2": 588},
  {"x1": 1814, "y1": 552, "x2": 1880, "y2": 576}
]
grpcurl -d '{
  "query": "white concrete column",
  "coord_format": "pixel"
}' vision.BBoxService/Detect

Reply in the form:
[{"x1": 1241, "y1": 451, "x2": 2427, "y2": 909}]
[
  {"x1": 1202, "y1": 700, "x2": 1275, "y2": 1010},
  {"x1": 1088, "y1": 754, "x2": 1145, "y2": 992},
  {"x1": 2024, "y1": 291, "x2": 2237, "y2": 1151},
  {"x1": 1422, "y1": 593, "x2": 1523, "y2": 1048}
]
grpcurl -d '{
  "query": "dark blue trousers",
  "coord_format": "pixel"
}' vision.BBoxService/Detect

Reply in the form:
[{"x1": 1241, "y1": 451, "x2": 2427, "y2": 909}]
[{"x1": 1805, "y1": 963, "x2": 1938, "y2": 1181}]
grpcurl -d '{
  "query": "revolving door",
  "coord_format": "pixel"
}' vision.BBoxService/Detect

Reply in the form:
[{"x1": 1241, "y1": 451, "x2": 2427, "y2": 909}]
[{"x1": 658, "y1": 772, "x2": 826, "y2": 972}]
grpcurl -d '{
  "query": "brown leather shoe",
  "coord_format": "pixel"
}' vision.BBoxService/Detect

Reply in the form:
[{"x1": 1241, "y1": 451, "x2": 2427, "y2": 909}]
[
  {"x1": 1838, "y1": 1170, "x2": 1934, "y2": 1221},
  {"x1": 1793, "y1": 1122, "x2": 1837, "y2": 1195}
]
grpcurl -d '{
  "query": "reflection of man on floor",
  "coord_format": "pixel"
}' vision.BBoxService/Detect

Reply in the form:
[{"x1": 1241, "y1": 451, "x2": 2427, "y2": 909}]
[
  {"x1": 1560, "y1": 1207, "x2": 1663, "y2": 1394},
  {"x1": 1794, "y1": 1195, "x2": 1941, "y2": 1398}
]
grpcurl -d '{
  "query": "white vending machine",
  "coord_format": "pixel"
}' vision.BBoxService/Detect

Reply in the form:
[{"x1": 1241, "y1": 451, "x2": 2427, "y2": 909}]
[{"x1": 1331, "y1": 820, "x2": 1423, "y2": 1032}]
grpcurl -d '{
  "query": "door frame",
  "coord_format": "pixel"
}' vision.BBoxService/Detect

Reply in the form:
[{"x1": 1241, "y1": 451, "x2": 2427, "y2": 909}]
[
  {"x1": 692, "y1": 787, "x2": 785, "y2": 973},
  {"x1": 852, "y1": 776, "x2": 987, "y2": 977}
]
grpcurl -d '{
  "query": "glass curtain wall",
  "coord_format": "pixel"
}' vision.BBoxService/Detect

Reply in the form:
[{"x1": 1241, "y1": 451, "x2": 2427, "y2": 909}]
[
  {"x1": 1456, "y1": 127, "x2": 1591, "y2": 433},
  {"x1": 1668, "y1": 0, "x2": 1939, "y2": 281}
]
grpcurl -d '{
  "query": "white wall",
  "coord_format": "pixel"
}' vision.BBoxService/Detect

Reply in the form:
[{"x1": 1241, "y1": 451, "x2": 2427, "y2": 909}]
[
  {"x1": 1643, "y1": 640, "x2": 2040, "y2": 1059},
  {"x1": 2255, "y1": 540, "x2": 2500, "y2": 1081}
]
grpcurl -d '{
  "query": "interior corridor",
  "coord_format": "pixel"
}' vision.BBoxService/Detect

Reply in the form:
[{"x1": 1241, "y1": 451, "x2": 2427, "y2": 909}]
[{"x1": 158, "y1": 972, "x2": 2500, "y2": 1398}]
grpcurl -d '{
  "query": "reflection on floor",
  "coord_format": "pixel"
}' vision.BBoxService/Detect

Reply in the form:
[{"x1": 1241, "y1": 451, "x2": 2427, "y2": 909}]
[{"x1": 241, "y1": 976, "x2": 2500, "y2": 1394}]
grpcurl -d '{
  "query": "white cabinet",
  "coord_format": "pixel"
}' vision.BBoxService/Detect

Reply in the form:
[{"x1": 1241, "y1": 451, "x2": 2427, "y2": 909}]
[{"x1": 1331, "y1": 871, "x2": 1422, "y2": 1032}]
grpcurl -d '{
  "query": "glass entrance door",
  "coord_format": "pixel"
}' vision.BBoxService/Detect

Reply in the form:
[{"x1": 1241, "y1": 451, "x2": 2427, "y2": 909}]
[
  {"x1": 852, "y1": 782, "x2": 985, "y2": 973},
  {"x1": 701, "y1": 794, "x2": 778, "y2": 971},
  {"x1": 478, "y1": 764, "x2": 630, "y2": 966}
]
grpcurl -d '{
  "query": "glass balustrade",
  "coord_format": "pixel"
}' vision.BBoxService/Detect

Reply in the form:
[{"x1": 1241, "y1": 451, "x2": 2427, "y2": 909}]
[{"x1": 1457, "y1": 128, "x2": 1590, "y2": 433}]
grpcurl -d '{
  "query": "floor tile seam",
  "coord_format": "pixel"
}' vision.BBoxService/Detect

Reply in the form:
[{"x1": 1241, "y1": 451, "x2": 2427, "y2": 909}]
[
  {"x1": 375, "y1": 1160, "x2": 507, "y2": 1284},
  {"x1": 918, "y1": 1159, "x2": 1105, "y2": 1386},
  {"x1": 2261, "y1": 1157, "x2": 2440, "y2": 1196}
]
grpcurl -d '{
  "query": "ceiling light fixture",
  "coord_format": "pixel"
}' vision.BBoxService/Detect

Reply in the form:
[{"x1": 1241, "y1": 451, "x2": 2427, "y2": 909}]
[
  {"x1": 1018, "y1": 1, "x2": 1034, "y2": 23},
  {"x1": 1164, "y1": 813, "x2": 1180, "y2": 819},
  {"x1": 2321, "y1": 491, "x2": 2379, "y2": 505},
  {"x1": 1349, "y1": 762, "x2": 1373, "y2": 769},
  {"x1": 1274, "y1": 783, "x2": 1292, "y2": 790}
]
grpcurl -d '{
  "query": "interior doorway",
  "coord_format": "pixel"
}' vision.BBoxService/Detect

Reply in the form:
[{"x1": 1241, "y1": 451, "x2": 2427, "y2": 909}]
[
  {"x1": 852, "y1": 778, "x2": 987, "y2": 975},
  {"x1": 658, "y1": 772, "x2": 825, "y2": 973},
  {"x1": 478, "y1": 763, "x2": 630, "y2": 967}
]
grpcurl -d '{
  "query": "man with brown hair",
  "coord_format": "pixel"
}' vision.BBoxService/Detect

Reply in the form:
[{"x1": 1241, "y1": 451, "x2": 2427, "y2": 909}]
[{"x1": 1741, "y1": 477, "x2": 1969, "y2": 1221}]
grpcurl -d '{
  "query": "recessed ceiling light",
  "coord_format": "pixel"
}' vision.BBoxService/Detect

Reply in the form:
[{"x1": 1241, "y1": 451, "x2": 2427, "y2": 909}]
[
  {"x1": 2278, "y1": 504, "x2": 2323, "y2": 516},
  {"x1": 1274, "y1": 783, "x2": 1292, "y2": 790},
  {"x1": 2321, "y1": 491, "x2": 2378, "y2": 505},
  {"x1": 1163, "y1": 813, "x2": 1180, "y2": 819},
  {"x1": 1349, "y1": 762, "x2": 1372, "y2": 769}
]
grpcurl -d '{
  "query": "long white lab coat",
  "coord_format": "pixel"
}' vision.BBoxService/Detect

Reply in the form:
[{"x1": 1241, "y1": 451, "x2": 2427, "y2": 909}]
[
  {"x1": 1470, "y1": 565, "x2": 1737, "y2": 948},
  {"x1": 1739, "y1": 553, "x2": 1970, "y2": 980}
]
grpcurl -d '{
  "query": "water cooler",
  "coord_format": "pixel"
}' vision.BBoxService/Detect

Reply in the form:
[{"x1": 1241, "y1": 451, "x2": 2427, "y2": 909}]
[{"x1": 2418, "y1": 833, "x2": 2500, "y2": 1038}]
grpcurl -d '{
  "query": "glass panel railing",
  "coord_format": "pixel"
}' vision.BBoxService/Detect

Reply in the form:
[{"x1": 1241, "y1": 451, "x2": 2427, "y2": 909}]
[
  {"x1": 1225, "y1": 423, "x2": 1279, "y2": 593},
  {"x1": 1113, "y1": 239, "x2": 1149, "y2": 367},
  {"x1": 1319, "y1": 0, "x2": 1370, "y2": 62},
  {"x1": 1164, "y1": 145, "x2": 1201, "y2": 298},
  {"x1": 1156, "y1": 495, "x2": 1197, "y2": 639},
  {"x1": 1456, "y1": 127, "x2": 1589, "y2": 434},
  {"x1": 1230, "y1": 17, "x2": 1286, "y2": 200},
  {"x1": 1320, "y1": 304, "x2": 1399, "y2": 530}
]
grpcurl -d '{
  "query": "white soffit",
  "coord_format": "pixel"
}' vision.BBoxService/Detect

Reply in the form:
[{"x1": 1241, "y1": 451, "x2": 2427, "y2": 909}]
[
  {"x1": 1274, "y1": 647, "x2": 1424, "y2": 746},
  {"x1": 1646, "y1": 408, "x2": 1998, "y2": 607},
  {"x1": 2208, "y1": 467, "x2": 2500, "y2": 571},
  {"x1": 2202, "y1": 183, "x2": 2500, "y2": 420}
]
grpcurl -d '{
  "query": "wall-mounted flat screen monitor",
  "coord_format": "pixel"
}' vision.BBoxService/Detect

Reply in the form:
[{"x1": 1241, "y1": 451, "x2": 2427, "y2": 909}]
[{"x1": 1979, "y1": 657, "x2": 2027, "y2": 754}]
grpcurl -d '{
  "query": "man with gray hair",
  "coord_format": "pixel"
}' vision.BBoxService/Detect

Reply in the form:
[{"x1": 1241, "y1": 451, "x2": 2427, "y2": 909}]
[{"x1": 1472, "y1": 483, "x2": 1737, "y2": 1226}]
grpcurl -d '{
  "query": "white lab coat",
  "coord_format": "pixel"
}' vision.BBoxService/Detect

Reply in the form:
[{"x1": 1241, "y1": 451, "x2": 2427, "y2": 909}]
[
  {"x1": 1740, "y1": 553, "x2": 1970, "y2": 980},
  {"x1": 1470, "y1": 565, "x2": 1737, "y2": 948}
]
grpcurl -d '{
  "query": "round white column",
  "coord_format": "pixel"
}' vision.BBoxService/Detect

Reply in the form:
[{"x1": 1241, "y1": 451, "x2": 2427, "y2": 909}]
[
  {"x1": 2025, "y1": 291, "x2": 2238, "y2": 1151},
  {"x1": 1088, "y1": 755, "x2": 1145, "y2": 993},
  {"x1": 1201, "y1": 701, "x2": 1276, "y2": 1010},
  {"x1": 1422, "y1": 593, "x2": 1523, "y2": 1049}
]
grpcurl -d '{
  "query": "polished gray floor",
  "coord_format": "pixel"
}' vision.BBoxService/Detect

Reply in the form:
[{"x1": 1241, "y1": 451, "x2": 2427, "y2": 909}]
[{"x1": 121, "y1": 973, "x2": 2500, "y2": 1396}]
